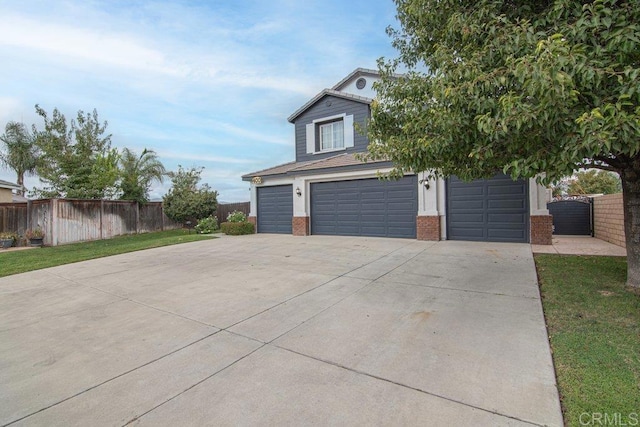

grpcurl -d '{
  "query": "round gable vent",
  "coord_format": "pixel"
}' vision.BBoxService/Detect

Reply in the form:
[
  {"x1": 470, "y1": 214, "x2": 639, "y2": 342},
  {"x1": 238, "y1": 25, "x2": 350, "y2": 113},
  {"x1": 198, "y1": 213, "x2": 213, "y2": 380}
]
[{"x1": 356, "y1": 77, "x2": 367, "y2": 89}]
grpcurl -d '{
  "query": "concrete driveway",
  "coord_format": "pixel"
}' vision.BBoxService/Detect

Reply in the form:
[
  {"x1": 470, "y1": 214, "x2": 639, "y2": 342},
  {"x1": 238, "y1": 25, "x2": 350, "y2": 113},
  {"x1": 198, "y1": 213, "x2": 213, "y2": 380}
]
[{"x1": 0, "y1": 235, "x2": 562, "y2": 426}]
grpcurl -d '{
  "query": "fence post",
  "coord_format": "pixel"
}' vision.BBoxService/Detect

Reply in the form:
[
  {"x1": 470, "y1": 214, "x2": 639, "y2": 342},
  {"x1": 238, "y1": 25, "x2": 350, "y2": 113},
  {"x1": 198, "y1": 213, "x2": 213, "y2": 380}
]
[
  {"x1": 50, "y1": 199, "x2": 58, "y2": 246},
  {"x1": 26, "y1": 199, "x2": 32, "y2": 232},
  {"x1": 135, "y1": 201, "x2": 140, "y2": 234},
  {"x1": 161, "y1": 204, "x2": 165, "y2": 231},
  {"x1": 99, "y1": 199, "x2": 104, "y2": 240}
]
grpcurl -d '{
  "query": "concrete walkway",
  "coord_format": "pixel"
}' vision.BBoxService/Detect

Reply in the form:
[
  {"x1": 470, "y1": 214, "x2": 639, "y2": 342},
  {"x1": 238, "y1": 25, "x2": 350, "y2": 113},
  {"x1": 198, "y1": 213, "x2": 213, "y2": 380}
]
[
  {"x1": 532, "y1": 235, "x2": 627, "y2": 256},
  {"x1": 0, "y1": 235, "x2": 562, "y2": 426}
]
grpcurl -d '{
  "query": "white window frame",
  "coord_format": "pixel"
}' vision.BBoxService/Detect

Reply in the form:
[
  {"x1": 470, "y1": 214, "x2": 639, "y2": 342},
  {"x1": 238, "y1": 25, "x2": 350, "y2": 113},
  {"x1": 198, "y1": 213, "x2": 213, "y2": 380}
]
[
  {"x1": 319, "y1": 120, "x2": 344, "y2": 151},
  {"x1": 306, "y1": 113, "x2": 354, "y2": 155}
]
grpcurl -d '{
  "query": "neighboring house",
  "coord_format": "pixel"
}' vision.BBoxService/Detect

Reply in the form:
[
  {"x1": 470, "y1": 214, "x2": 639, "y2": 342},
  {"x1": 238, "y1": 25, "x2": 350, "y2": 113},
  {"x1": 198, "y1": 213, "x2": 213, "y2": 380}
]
[
  {"x1": 0, "y1": 179, "x2": 21, "y2": 203},
  {"x1": 242, "y1": 68, "x2": 552, "y2": 244}
]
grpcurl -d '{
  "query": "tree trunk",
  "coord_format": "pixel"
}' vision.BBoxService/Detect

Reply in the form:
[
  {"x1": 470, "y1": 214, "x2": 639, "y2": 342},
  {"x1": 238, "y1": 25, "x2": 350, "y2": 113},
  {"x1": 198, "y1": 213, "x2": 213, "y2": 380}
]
[
  {"x1": 16, "y1": 173, "x2": 24, "y2": 197},
  {"x1": 621, "y1": 160, "x2": 640, "y2": 288}
]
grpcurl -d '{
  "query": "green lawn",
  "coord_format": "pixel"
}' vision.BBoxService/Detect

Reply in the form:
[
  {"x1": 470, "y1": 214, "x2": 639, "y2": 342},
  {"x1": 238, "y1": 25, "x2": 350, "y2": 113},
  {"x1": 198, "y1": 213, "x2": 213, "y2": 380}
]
[
  {"x1": 0, "y1": 229, "x2": 215, "y2": 278},
  {"x1": 535, "y1": 255, "x2": 640, "y2": 426}
]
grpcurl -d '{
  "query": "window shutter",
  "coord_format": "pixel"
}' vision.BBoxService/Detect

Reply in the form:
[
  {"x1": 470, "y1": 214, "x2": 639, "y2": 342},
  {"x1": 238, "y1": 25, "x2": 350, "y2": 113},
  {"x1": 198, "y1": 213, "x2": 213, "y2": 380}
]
[
  {"x1": 306, "y1": 123, "x2": 315, "y2": 154},
  {"x1": 344, "y1": 115, "x2": 354, "y2": 148}
]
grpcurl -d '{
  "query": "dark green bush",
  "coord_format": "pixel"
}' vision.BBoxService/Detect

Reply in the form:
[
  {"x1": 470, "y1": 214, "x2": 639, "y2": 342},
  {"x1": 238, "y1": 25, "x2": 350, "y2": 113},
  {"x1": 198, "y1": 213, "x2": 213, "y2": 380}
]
[{"x1": 220, "y1": 221, "x2": 254, "y2": 235}]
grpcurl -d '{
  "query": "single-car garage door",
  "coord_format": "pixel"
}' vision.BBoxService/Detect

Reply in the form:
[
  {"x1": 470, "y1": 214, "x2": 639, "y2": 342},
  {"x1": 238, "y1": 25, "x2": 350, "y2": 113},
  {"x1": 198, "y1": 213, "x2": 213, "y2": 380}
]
[
  {"x1": 311, "y1": 176, "x2": 418, "y2": 238},
  {"x1": 257, "y1": 185, "x2": 293, "y2": 234},
  {"x1": 447, "y1": 174, "x2": 529, "y2": 243}
]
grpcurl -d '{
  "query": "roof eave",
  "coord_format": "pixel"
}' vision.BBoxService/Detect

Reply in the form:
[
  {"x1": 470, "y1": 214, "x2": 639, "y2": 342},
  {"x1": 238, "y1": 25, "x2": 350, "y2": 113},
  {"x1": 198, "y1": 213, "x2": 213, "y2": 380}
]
[{"x1": 287, "y1": 89, "x2": 373, "y2": 123}]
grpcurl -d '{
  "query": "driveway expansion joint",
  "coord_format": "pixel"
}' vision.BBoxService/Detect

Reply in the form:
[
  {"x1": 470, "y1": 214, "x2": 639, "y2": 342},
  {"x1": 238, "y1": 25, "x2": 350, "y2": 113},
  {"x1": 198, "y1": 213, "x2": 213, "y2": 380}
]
[
  {"x1": 2, "y1": 330, "x2": 224, "y2": 427},
  {"x1": 274, "y1": 345, "x2": 546, "y2": 427}
]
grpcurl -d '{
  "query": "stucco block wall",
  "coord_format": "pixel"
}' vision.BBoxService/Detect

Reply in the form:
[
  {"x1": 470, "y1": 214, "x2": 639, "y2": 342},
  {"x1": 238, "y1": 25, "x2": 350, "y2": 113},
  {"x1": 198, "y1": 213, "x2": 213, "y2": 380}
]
[{"x1": 593, "y1": 194, "x2": 625, "y2": 247}]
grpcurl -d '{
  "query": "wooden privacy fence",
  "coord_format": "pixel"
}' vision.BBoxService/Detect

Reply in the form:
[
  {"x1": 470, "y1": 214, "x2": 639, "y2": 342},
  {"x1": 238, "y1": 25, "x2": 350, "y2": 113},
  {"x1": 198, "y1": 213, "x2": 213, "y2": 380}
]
[
  {"x1": 0, "y1": 199, "x2": 180, "y2": 246},
  {"x1": 216, "y1": 202, "x2": 250, "y2": 224}
]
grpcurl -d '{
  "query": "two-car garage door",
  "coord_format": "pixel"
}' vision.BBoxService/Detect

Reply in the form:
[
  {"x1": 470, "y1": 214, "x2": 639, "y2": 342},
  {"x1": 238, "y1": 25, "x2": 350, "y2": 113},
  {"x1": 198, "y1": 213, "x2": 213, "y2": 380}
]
[{"x1": 311, "y1": 176, "x2": 418, "y2": 238}]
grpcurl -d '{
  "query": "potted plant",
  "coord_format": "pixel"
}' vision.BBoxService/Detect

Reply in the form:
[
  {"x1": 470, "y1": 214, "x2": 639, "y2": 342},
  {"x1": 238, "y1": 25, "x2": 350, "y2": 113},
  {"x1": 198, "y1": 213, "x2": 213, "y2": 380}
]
[
  {"x1": 0, "y1": 232, "x2": 15, "y2": 249},
  {"x1": 25, "y1": 227, "x2": 45, "y2": 247}
]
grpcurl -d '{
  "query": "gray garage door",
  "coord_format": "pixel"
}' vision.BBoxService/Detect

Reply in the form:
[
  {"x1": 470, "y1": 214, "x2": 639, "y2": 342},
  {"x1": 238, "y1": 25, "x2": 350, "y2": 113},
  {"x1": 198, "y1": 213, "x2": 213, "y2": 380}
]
[
  {"x1": 447, "y1": 174, "x2": 529, "y2": 243},
  {"x1": 257, "y1": 185, "x2": 293, "y2": 234},
  {"x1": 311, "y1": 176, "x2": 418, "y2": 238}
]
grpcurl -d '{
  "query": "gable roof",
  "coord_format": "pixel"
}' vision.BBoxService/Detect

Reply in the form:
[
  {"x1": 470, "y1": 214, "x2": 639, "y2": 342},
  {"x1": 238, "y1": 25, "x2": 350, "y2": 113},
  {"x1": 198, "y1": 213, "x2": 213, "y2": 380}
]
[
  {"x1": 331, "y1": 68, "x2": 381, "y2": 91},
  {"x1": 0, "y1": 179, "x2": 20, "y2": 190},
  {"x1": 287, "y1": 89, "x2": 372, "y2": 123},
  {"x1": 242, "y1": 153, "x2": 388, "y2": 181}
]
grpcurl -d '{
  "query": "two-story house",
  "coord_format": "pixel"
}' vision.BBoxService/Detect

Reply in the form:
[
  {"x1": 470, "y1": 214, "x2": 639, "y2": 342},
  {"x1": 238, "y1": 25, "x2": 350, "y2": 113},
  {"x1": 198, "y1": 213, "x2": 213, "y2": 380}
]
[{"x1": 242, "y1": 68, "x2": 552, "y2": 244}]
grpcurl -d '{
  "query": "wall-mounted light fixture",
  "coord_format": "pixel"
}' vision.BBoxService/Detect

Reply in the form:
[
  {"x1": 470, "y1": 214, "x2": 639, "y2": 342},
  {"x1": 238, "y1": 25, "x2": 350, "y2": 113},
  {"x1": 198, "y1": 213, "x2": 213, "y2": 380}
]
[
  {"x1": 423, "y1": 181, "x2": 430, "y2": 190},
  {"x1": 296, "y1": 187, "x2": 302, "y2": 197}
]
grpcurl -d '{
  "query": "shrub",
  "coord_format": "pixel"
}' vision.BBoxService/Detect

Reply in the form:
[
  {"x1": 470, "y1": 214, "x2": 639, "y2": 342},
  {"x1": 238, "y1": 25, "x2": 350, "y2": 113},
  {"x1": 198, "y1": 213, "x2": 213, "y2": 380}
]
[
  {"x1": 194, "y1": 216, "x2": 219, "y2": 234},
  {"x1": 226, "y1": 210, "x2": 247, "y2": 223},
  {"x1": 220, "y1": 221, "x2": 254, "y2": 235}
]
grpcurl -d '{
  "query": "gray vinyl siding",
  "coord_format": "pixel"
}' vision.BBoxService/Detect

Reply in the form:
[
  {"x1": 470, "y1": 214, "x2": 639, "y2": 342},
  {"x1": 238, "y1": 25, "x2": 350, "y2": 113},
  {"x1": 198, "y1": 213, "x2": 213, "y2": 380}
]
[{"x1": 294, "y1": 95, "x2": 370, "y2": 163}]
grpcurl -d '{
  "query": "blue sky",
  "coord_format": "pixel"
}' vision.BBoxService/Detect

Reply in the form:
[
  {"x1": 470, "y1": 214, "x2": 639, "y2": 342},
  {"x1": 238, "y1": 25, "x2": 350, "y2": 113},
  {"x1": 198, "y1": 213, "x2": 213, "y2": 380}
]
[{"x1": 0, "y1": 0, "x2": 399, "y2": 202}]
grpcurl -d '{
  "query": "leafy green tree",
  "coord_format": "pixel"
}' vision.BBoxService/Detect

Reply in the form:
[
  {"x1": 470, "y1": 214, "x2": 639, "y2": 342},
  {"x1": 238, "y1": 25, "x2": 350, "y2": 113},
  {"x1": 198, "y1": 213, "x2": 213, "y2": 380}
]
[
  {"x1": 367, "y1": 0, "x2": 640, "y2": 287},
  {"x1": 119, "y1": 148, "x2": 166, "y2": 203},
  {"x1": 568, "y1": 170, "x2": 621, "y2": 195},
  {"x1": 0, "y1": 121, "x2": 39, "y2": 196},
  {"x1": 162, "y1": 166, "x2": 218, "y2": 224},
  {"x1": 32, "y1": 105, "x2": 118, "y2": 199}
]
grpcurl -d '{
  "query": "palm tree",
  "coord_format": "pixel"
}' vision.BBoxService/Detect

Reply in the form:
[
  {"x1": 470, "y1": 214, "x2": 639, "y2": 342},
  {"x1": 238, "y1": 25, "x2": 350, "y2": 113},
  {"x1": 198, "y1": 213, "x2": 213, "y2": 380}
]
[
  {"x1": 118, "y1": 147, "x2": 166, "y2": 203},
  {"x1": 0, "y1": 122, "x2": 38, "y2": 196}
]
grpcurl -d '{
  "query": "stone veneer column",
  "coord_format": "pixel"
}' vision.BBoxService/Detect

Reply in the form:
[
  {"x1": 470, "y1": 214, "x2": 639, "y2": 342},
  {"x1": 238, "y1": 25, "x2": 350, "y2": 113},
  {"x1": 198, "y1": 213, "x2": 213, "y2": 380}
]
[
  {"x1": 530, "y1": 215, "x2": 553, "y2": 245},
  {"x1": 247, "y1": 216, "x2": 257, "y2": 233},
  {"x1": 417, "y1": 216, "x2": 440, "y2": 241},
  {"x1": 292, "y1": 216, "x2": 310, "y2": 236}
]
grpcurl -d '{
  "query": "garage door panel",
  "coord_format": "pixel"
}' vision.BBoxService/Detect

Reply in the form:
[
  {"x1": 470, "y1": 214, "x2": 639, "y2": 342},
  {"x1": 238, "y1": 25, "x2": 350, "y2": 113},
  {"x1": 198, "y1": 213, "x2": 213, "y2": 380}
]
[
  {"x1": 450, "y1": 186, "x2": 485, "y2": 197},
  {"x1": 488, "y1": 199, "x2": 526, "y2": 209},
  {"x1": 311, "y1": 176, "x2": 417, "y2": 238},
  {"x1": 488, "y1": 185, "x2": 526, "y2": 196},
  {"x1": 488, "y1": 213, "x2": 527, "y2": 223},
  {"x1": 257, "y1": 185, "x2": 293, "y2": 234},
  {"x1": 361, "y1": 191, "x2": 385, "y2": 199},
  {"x1": 361, "y1": 202, "x2": 386, "y2": 211},
  {"x1": 449, "y1": 227, "x2": 485, "y2": 238},
  {"x1": 450, "y1": 200, "x2": 485, "y2": 210},
  {"x1": 447, "y1": 174, "x2": 528, "y2": 243},
  {"x1": 488, "y1": 230, "x2": 527, "y2": 240},
  {"x1": 449, "y1": 213, "x2": 485, "y2": 223}
]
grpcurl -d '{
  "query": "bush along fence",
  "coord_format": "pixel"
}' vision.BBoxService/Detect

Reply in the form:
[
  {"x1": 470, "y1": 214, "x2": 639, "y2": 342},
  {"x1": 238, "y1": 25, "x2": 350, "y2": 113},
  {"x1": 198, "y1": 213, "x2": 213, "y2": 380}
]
[
  {"x1": 0, "y1": 199, "x2": 181, "y2": 246},
  {"x1": 215, "y1": 202, "x2": 250, "y2": 227}
]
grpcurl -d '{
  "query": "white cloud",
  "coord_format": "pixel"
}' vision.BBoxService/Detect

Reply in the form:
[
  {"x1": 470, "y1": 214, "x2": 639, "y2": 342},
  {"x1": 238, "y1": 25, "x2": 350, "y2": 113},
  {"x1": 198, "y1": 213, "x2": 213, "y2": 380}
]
[
  {"x1": 156, "y1": 150, "x2": 253, "y2": 165},
  {"x1": 0, "y1": 15, "x2": 185, "y2": 76},
  {"x1": 210, "y1": 121, "x2": 292, "y2": 146}
]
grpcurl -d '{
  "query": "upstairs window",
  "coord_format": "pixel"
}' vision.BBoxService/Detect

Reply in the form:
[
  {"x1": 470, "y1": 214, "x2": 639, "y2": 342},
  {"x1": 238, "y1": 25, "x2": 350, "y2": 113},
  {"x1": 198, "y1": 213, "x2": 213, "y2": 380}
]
[
  {"x1": 319, "y1": 120, "x2": 344, "y2": 151},
  {"x1": 305, "y1": 113, "x2": 354, "y2": 155}
]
